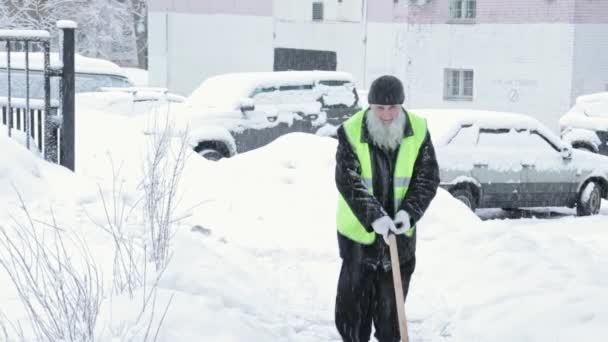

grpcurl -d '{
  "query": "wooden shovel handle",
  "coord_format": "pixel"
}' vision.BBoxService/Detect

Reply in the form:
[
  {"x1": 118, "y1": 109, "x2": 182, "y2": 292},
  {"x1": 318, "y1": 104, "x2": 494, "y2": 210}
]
[{"x1": 389, "y1": 234, "x2": 410, "y2": 342}]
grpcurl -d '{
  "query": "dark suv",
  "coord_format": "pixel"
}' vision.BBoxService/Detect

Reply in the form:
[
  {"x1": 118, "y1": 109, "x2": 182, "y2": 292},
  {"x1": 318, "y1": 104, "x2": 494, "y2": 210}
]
[{"x1": 183, "y1": 71, "x2": 361, "y2": 160}]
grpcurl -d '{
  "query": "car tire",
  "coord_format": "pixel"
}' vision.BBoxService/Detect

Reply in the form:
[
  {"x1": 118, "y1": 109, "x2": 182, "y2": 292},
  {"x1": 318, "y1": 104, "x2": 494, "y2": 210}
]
[
  {"x1": 450, "y1": 187, "x2": 477, "y2": 211},
  {"x1": 198, "y1": 149, "x2": 224, "y2": 161},
  {"x1": 576, "y1": 181, "x2": 602, "y2": 216}
]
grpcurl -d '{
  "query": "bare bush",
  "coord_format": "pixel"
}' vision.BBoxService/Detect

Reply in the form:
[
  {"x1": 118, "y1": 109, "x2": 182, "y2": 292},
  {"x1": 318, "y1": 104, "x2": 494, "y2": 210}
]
[
  {"x1": 140, "y1": 111, "x2": 190, "y2": 272},
  {"x1": 0, "y1": 191, "x2": 103, "y2": 342},
  {"x1": 85, "y1": 155, "x2": 144, "y2": 298}
]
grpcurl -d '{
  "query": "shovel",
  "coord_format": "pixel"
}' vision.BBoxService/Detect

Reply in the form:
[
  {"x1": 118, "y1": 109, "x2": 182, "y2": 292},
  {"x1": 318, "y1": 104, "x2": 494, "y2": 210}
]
[{"x1": 388, "y1": 226, "x2": 410, "y2": 342}]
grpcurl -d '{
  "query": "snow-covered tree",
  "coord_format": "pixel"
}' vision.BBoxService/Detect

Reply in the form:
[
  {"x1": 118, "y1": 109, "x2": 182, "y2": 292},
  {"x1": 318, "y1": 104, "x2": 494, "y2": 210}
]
[{"x1": 0, "y1": 0, "x2": 147, "y2": 68}]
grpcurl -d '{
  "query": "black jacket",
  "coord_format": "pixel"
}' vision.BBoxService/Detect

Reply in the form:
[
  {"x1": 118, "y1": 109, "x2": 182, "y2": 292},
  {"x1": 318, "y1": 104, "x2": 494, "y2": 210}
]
[{"x1": 335, "y1": 109, "x2": 440, "y2": 270}]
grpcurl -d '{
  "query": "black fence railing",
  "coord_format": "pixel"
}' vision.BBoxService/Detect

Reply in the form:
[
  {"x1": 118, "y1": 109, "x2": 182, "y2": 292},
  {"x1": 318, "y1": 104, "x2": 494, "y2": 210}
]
[{"x1": 0, "y1": 21, "x2": 76, "y2": 171}]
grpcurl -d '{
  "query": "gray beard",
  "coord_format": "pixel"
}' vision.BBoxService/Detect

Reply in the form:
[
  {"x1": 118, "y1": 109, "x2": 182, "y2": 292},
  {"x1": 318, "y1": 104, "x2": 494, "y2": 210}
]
[{"x1": 365, "y1": 110, "x2": 406, "y2": 151}]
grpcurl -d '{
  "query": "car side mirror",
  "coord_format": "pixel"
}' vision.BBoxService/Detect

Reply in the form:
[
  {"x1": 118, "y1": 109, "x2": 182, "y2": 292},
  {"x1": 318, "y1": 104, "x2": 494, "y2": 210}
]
[
  {"x1": 561, "y1": 146, "x2": 573, "y2": 160},
  {"x1": 240, "y1": 98, "x2": 255, "y2": 113}
]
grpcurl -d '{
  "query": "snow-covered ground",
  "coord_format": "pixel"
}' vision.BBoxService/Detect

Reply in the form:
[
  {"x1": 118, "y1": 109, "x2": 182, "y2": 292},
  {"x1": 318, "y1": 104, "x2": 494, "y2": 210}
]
[{"x1": 1, "y1": 101, "x2": 608, "y2": 341}]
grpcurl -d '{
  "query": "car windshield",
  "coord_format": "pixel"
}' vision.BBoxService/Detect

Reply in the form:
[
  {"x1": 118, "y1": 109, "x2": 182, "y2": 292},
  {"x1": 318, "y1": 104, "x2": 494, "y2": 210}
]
[
  {"x1": 0, "y1": 68, "x2": 132, "y2": 99},
  {"x1": 187, "y1": 76, "x2": 252, "y2": 110}
]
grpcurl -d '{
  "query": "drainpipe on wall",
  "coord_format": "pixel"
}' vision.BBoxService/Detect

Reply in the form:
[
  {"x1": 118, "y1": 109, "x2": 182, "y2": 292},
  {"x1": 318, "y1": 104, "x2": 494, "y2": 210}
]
[
  {"x1": 361, "y1": 0, "x2": 368, "y2": 88},
  {"x1": 165, "y1": 10, "x2": 170, "y2": 90}
]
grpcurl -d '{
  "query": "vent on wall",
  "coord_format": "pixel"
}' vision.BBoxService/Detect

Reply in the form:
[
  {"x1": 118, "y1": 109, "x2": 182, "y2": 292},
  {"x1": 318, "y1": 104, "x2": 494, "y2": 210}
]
[{"x1": 313, "y1": 2, "x2": 324, "y2": 21}]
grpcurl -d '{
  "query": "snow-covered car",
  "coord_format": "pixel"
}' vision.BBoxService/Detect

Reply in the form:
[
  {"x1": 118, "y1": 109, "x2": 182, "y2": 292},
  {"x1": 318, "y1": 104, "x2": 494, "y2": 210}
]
[
  {"x1": 559, "y1": 92, "x2": 608, "y2": 156},
  {"x1": 183, "y1": 71, "x2": 360, "y2": 160},
  {"x1": 76, "y1": 87, "x2": 185, "y2": 117},
  {"x1": 416, "y1": 109, "x2": 608, "y2": 216},
  {"x1": 0, "y1": 52, "x2": 133, "y2": 99}
]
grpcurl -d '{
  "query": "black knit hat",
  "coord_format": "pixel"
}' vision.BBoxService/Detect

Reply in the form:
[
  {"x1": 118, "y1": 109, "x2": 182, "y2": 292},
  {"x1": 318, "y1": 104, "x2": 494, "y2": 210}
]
[{"x1": 367, "y1": 75, "x2": 405, "y2": 105}]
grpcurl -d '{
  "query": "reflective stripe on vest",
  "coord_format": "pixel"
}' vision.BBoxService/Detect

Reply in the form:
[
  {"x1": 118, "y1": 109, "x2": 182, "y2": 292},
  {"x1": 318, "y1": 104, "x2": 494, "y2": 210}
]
[{"x1": 336, "y1": 110, "x2": 428, "y2": 245}]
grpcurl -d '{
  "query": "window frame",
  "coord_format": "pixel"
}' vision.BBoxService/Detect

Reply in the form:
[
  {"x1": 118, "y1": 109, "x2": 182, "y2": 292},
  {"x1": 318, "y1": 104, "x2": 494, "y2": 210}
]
[
  {"x1": 448, "y1": 0, "x2": 477, "y2": 23},
  {"x1": 312, "y1": 2, "x2": 324, "y2": 21},
  {"x1": 444, "y1": 68, "x2": 474, "y2": 101}
]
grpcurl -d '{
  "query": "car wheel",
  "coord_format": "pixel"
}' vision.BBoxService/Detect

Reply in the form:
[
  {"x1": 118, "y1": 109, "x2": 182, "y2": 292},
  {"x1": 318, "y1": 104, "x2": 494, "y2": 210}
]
[
  {"x1": 198, "y1": 149, "x2": 224, "y2": 161},
  {"x1": 450, "y1": 187, "x2": 477, "y2": 211},
  {"x1": 576, "y1": 181, "x2": 602, "y2": 216}
]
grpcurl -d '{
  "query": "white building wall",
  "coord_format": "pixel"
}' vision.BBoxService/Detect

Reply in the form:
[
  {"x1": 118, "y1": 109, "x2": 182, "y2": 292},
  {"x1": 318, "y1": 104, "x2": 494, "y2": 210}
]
[
  {"x1": 403, "y1": 23, "x2": 575, "y2": 131},
  {"x1": 148, "y1": 12, "x2": 274, "y2": 95},
  {"x1": 571, "y1": 24, "x2": 608, "y2": 101},
  {"x1": 148, "y1": 8, "x2": 578, "y2": 131}
]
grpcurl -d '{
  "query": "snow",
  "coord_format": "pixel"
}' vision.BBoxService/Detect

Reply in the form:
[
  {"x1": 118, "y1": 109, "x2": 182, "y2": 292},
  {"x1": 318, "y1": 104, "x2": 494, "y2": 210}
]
[
  {"x1": 581, "y1": 181, "x2": 596, "y2": 202},
  {"x1": 186, "y1": 71, "x2": 354, "y2": 111},
  {"x1": 0, "y1": 96, "x2": 59, "y2": 109},
  {"x1": 122, "y1": 67, "x2": 149, "y2": 86},
  {"x1": 0, "y1": 52, "x2": 127, "y2": 77},
  {"x1": 561, "y1": 127, "x2": 601, "y2": 150},
  {"x1": 560, "y1": 92, "x2": 608, "y2": 132},
  {"x1": 2, "y1": 100, "x2": 608, "y2": 341},
  {"x1": 411, "y1": 108, "x2": 608, "y2": 178},
  {"x1": 56, "y1": 20, "x2": 78, "y2": 29},
  {"x1": 413, "y1": 108, "x2": 560, "y2": 147},
  {"x1": 0, "y1": 30, "x2": 50, "y2": 40}
]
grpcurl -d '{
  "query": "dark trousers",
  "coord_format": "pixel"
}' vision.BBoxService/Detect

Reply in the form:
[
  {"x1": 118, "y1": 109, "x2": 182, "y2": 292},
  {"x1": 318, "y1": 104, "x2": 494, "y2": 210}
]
[{"x1": 335, "y1": 258, "x2": 416, "y2": 342}]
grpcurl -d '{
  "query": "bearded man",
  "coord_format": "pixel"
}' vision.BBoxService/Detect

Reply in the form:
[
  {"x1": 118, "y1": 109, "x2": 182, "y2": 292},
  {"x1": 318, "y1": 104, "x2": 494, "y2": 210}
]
[{"x1": 334, "y1": 75, "x2": 440, "y2": 342}]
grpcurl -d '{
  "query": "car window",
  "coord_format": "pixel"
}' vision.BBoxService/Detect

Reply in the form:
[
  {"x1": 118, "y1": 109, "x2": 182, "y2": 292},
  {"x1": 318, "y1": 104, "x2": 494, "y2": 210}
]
[
  {"x1": 447, "y1": 124, "x2": 478, "y2": 146},
  {"x1": 527, "y1": 131, "x2": 560, "y2": 153},
  {"x1": 75, "y1": 73, "x2": 132, "y2": 92},
  {"x1": 477, "y1": 128, "x2": 511, "y2": 147},
  {"x1": 251, "y1": 84, "x2": 317, "y2": 105},
  {"x1": 277, "y1": 84, "x2": 317, "y2": 104},
  {"x1": 0, "y1": 68, "x2": 132, "y2": 99},
  {"x1": 316, "y1": 80, "x2": 357, "y2": 108},
  {"x1": 251, "y1": 86, "x2": 278, "y2": 105},
  {"x1": 0, "y1": 69, "x2": 49, "y2": 98}
]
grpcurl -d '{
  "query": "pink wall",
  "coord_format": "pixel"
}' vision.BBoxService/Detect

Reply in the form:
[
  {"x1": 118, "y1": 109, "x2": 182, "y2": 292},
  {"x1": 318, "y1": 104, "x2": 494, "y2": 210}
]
[
  {"x1": 148, "y1": 0, "x2": 608, "y2": 24},
  {"x1": 575, "y1": 0, "x2": 608, "y2": 23}
]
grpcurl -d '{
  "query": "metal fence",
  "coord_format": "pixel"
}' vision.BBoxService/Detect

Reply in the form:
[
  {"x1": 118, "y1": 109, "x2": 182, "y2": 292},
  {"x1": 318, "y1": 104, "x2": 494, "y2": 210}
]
[{"x1": 0, "y1": 21, "x2": 76, "y2": 171}]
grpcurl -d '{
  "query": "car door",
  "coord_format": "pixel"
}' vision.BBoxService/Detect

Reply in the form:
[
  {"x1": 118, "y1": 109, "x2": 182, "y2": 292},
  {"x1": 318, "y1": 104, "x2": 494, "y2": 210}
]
[
  {"x1": 473, "y1": 128, "x2": 524, "y2": 208},
  {"x1": 519, "y1": 130, "x2": 579, "y2": 207},
  {"x1": 438, "y1": 124, "x2": 478, "y2": 187}
]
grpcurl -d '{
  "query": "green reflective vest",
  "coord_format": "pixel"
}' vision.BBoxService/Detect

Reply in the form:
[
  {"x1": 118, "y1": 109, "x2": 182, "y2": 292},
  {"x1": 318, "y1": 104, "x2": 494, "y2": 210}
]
[{"x1": 336, "y1": 110, "x2": 428, "y2": 244}]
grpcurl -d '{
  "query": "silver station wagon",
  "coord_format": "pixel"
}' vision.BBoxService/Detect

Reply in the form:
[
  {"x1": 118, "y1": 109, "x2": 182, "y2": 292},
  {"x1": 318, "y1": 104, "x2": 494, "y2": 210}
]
[{"x1": 415, "y1": 109, "x2": 608, "y2": 216}]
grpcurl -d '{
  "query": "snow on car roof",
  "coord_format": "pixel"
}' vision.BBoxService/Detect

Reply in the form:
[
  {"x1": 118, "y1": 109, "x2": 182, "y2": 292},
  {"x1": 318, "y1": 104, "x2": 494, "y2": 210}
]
[
  {"x1": 572, "y1": 92, "x2": 608, "y2": 117},
  {"x1": 0, "y1": 52, "x2": 127, "y2": 77},
  {"x1": 186, "y1": 71, "x2": 354, "y2": 111},
  {"x1": 411, "y1": 108, "x2": 560, "y2": 146},
  {"x1": 575, "y1": 91, "x2": 608, "y2": 105},
  {"x1": 560, "y1": 92, "x2": 608, "y2": 131}
]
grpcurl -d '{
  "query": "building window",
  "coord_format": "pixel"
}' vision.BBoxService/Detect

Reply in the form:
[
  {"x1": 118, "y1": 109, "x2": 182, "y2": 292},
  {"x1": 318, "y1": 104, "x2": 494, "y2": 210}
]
[
  {"x1": 313, "y1": 2, "x2": 324, "y2": 21},
  {"x1": 450, "y1": 0, "x2": 476, "y2": 20},
  {"x1": 444, "y1": 69, "x2": 474, "y2": 101}
]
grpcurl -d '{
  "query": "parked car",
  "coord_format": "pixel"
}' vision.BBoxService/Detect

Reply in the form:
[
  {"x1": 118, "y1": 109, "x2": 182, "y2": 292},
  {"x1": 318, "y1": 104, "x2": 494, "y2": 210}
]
[
  {"x1": 0, "y1": 52, "x2": 133, "y2": 99},
  {"x1": 182, "y1": 71, "x2": 360, "y2": 160},
  {"x1": 416, "y1": 109, "x2": 608, "y2": 216},
  {"x1": 560, "y1": 92, "x2": 608, "y2": 155},
  {"x1": 76, "y1": 87, "x2": 185, "y2": 117}
]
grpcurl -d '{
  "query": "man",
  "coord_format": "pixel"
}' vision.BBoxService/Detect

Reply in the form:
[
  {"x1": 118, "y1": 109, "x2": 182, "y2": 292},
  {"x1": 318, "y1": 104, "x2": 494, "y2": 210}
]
[{"x1": 334, "y1": 75, "x2": 440, "y2": 342}]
